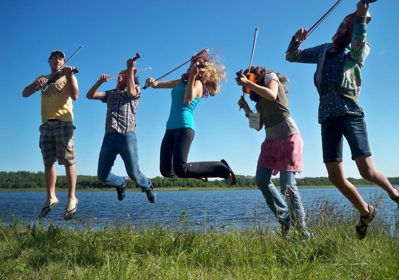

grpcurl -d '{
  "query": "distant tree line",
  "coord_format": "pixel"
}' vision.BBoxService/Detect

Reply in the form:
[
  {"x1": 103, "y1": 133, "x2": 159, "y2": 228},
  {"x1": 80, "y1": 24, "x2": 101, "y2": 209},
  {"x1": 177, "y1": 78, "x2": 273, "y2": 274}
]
[{"x1": 1, "y1": 171, "x2": 398, "y2": 190}]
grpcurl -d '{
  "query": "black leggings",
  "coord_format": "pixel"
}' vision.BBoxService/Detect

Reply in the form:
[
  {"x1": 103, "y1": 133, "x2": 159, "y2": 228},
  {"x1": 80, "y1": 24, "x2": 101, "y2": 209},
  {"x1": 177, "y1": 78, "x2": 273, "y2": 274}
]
[{"x1": 160, "y1": 128, "x2": 230, "y2": 179}]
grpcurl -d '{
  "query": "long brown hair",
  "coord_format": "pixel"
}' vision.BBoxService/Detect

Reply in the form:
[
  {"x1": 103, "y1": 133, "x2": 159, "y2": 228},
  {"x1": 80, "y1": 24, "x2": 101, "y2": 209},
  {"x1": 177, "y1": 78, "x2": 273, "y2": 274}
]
[{"x1": 244, "y1": 66, "x2": 290, "y2": 95}]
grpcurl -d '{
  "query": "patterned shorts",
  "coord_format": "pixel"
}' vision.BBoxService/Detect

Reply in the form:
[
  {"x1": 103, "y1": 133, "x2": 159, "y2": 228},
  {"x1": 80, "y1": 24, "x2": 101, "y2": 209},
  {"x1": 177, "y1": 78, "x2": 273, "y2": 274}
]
[{"x1": 39, "y1": 121, "x2": 76, "y2": 166}]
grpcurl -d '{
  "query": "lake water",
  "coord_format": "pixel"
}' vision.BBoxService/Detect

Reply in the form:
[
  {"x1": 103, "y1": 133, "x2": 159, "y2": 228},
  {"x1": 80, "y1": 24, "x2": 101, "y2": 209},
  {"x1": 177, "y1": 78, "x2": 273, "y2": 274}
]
[{"x1": 1, "y1": 187, "x2": 398, "y2": 233}]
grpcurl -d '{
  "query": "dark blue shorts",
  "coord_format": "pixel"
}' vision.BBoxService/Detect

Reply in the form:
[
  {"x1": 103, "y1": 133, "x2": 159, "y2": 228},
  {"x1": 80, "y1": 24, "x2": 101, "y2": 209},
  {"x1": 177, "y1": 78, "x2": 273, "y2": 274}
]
[{"x1": 321, "y1": 115, "x2": 371, "y2": 163}]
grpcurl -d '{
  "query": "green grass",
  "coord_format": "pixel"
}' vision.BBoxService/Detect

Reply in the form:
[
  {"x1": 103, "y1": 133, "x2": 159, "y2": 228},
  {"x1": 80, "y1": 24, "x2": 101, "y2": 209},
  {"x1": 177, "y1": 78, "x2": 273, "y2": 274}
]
[{"x1": 1, "y1": 200, "x2": 399, "y2": 280}]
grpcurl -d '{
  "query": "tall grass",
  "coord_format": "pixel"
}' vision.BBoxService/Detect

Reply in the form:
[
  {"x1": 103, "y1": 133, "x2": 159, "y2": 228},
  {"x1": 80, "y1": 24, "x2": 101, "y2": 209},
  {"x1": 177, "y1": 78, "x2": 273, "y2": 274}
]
[{"x1": 1, "y1": 198, "x2": 398, "y2": 280}]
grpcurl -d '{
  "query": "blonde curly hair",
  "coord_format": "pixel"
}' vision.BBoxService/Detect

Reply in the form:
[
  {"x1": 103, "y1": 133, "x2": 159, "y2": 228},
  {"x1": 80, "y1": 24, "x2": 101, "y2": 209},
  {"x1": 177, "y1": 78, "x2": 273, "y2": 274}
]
[{"x1": 191, "y1": 49, "x2": 227, "y2": 97}]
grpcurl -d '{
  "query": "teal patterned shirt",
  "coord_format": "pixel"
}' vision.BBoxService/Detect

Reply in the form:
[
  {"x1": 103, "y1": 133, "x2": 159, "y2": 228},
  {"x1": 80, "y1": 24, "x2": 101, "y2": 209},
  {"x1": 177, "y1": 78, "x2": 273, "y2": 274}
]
[{"x1": 286, "y1": 16, "x2": 370, "y2": 123}]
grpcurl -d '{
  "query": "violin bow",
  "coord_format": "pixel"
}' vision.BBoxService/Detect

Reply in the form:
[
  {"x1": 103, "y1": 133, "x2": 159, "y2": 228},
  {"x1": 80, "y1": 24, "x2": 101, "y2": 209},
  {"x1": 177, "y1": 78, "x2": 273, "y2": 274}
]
[
  {"x1": 43, "y1": 45, "x2": 83, "y2": 92},
  {"x1": 286, "y1": 0, "x2": 344, "y2": 53},
  {"x1": 142, "y1": 48, "x2": 209, "y2": 90},
  {"x1": 239, "y1": 27, "x2": 259, "y2": 111},
  {"x1": 47, "y1": 45, "x2": 83, "y2": 82},
  {"x1": 107, "y1": 67, "x2": 152, "y2": 79}
]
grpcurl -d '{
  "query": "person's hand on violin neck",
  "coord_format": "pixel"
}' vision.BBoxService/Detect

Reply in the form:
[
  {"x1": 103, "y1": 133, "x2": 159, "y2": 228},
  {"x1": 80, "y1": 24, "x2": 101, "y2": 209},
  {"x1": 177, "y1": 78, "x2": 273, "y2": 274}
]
[
  {"x1": 188, "y1": 61, "x2": 205, "y2": 80},
  {"x1": 127, "y1": 57, "x2": 137, "y2": 71},
  {"x1": 294, "y1": 28, "x2": 308, "y2": 44},
  {"x1": 357, "y1": 0, "x2": 370, "y2": 17},
  {"x1": 235, "y1": 72, "x2": 249, "y2": 87},
  {"x1": 62, "y1": 66, "x2": 77, "y2": 78}
]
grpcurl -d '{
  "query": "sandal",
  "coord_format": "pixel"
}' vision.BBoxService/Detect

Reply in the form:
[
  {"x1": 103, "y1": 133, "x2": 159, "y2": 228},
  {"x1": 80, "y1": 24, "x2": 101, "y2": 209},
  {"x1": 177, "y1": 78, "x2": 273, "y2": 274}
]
[
  {"x1": 64, "y1": 199, "x2": 79, "y2": 220},
  {"x1": 38, "y1": 200, "x2": 59, "y2": 218},
  {"x1": 356, "y1": 204, "x2": 377, "y2": 240}
]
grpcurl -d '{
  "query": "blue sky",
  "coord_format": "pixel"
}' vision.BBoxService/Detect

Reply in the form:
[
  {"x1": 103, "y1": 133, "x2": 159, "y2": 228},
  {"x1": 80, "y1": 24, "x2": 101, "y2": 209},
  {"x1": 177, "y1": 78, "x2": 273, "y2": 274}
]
[{"x1": 1, "y1": 0, "x2": 398, "y2": 180}]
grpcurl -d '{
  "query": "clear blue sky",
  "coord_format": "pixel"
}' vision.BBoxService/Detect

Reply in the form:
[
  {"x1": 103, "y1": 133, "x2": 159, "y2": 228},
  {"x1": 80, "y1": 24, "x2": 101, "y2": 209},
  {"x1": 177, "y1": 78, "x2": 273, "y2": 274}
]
[{"x1": 1, "y1": 0, "x2": 398, "y2": 180}]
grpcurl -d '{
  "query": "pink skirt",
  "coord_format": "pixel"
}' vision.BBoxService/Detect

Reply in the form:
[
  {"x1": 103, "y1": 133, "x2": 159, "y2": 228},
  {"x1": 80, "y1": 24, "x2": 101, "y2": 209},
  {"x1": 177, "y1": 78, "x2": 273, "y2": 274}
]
[{"x1": 257, "y1": 132, "x2": 304, "y2": 176}]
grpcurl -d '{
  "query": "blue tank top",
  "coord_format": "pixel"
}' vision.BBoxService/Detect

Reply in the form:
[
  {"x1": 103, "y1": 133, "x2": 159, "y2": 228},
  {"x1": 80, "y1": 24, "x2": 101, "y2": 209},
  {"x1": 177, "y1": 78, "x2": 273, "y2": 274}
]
[{"x1": 166, "y1": 83, "x2": 200, "y2": 130}]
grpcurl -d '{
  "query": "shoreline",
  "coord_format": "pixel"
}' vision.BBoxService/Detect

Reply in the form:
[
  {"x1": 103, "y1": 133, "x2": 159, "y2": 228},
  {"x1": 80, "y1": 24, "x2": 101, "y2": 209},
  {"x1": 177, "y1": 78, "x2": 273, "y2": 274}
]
[{"x1": 0, "y1": 185, "x2": 380, "y2": 192}]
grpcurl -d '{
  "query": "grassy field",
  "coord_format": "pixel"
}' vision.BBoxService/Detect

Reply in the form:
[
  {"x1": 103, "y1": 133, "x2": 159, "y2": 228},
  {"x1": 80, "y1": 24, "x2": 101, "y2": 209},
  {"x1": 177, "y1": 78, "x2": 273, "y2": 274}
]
[{"x1": 1, "y1": 200, "x2": 398, "y2": 280}]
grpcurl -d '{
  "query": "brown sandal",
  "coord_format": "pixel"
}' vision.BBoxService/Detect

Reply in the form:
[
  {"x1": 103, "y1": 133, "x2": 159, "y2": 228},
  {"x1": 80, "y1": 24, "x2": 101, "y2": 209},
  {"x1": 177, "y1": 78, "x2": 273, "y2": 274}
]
[{"x1": 356, "y1": 204, "x2": 377, "y2": 240}]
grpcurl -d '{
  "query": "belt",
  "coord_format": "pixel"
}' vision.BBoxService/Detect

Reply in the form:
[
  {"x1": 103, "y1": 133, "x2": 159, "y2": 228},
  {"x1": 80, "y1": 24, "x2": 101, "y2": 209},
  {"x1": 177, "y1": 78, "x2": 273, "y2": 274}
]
[{"x1": 46, "y1": 119, "x2": 63, "y2": 125}]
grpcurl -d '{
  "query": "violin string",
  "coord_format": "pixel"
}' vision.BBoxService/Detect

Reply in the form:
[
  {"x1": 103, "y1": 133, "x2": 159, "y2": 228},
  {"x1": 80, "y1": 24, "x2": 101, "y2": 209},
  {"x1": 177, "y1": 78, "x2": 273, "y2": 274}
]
[{"x1": 143, "y1": 49, "x2": 208, "y2": 89}]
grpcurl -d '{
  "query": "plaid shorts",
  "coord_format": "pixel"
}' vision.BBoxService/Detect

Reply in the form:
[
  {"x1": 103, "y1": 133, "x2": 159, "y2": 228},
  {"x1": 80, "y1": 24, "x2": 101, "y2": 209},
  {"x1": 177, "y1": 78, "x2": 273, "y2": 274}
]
[{"x1": 39, "y1": 121, "x2": 76, "y2": 166}]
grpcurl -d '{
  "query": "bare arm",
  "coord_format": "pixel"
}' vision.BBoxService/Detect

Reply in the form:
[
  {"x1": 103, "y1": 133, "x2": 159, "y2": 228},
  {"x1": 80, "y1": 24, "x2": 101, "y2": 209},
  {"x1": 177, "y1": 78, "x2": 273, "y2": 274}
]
[
  {"x1": 22, "y1": 77, "x2": 47, "y2": 97},
  {"x1": 64, "y1": 66, "x2": 79, "y2": 100},
  {"x1": 145, "y1": 78, "x2": 181, "y2": 89},
  {"x1": 236, "y1": 73, "x2": 278, "y2": 101},
  {"x1": 237, "y1": 96, "x2": 264, "y2": 131},
  {"x1": 126, "y1": 58, "x2": 137, "y2": 97},
  {"x1": 86, "y1": 74, "x2": 109, "y2": 100},
  {"x1": 184, "y1": 62, "x2": 204, "y2": 104}
]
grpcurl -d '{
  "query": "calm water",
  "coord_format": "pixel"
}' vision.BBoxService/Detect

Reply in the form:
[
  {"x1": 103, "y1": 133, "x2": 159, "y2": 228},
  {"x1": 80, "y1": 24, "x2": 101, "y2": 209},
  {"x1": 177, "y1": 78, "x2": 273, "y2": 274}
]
[{"x1": 0, "y1": 187, "x2": 398, "y2": 232}]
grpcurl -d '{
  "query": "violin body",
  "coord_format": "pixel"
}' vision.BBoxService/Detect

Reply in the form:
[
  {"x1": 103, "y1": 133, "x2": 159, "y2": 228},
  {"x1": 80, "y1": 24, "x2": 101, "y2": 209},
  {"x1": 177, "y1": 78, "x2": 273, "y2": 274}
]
[
  {"x1": 236, "y1": 69, "x2": 259, "y2": 94},
  {"x1": 46, "y1": 67, "x2": 79, "y2": 86}
]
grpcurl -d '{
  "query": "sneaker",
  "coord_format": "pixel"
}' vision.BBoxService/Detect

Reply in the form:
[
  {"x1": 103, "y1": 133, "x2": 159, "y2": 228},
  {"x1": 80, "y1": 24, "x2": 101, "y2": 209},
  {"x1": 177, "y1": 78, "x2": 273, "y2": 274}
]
[
  {"x1": 144, "y1": 185, "x2": 156, "y2": 203},
  {"x1": 116, "y1": 177, "x2": 129, "y2": 201},
  {"x1": 282, "y1": 222, "x2": 290, "y2": 236}
]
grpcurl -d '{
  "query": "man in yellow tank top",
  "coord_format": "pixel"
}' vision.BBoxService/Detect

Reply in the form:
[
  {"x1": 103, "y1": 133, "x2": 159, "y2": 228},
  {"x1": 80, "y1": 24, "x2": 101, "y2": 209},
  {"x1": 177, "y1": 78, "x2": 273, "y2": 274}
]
[{"x1": 22, "y1": 50, "x2": 79, "y2": 220}]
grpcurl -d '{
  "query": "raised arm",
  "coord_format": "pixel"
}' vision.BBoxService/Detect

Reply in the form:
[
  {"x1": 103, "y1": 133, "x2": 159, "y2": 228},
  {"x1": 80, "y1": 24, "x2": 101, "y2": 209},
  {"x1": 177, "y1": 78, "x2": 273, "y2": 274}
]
[
  {"x1": 184, "y1": 62, "x2": 204, "y2": 104},
  {"x1": 86, "y1": 74, "x2": 109, "y2": 100},
  {"x1": 236, "y1": 73, "x2": 278, "y2": 101},
  {"x1": 63, "y1": 66, "x2": 79, "y2": 100},
  {"x1": 126, "y1": 57, "x2": 138, "y2": 97},
  {"x1": 145, "y1": 77, "x2": 181, "y2": 89}
]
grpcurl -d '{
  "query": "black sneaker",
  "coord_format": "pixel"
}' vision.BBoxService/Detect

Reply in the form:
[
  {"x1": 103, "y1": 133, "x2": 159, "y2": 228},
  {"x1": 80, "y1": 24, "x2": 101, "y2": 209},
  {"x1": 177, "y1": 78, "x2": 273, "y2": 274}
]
[
  {"x1": 116, "y1": 177, "x2": 129, "y2": 201},
  {"x1": 282, "y1": 222, "x2": 290, "y2": 236},
  {"x1": 144, "y1": 185, "x2": 156, "y2": 203}
]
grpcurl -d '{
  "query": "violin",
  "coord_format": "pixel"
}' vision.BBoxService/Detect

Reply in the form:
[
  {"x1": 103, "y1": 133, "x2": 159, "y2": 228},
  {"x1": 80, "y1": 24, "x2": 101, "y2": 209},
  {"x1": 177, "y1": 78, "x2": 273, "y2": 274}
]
[
  {"x1": 180, "y1": 63, "x2": 206, "y2": 82},
  {"x1": 333, "y1": 0, "x2": 376, "y2": 46},
  {"x1": 43, "y1": 67, "x2": 79, "y2": 92},
  {"x1": 235, "y1": 69, "x2": 259, "y2": 94},
  {"x1": 116, "y1": 53, "x2": 140, "y2": 91},
  {"x1": 143, "y1": 48, "x2": 209, "y2": 90},
  {"x1": 43, "y1": 45, "x2": 83, "y2": 91},
  {"x1": 47, "y1": 67, "x2": 79, "y2": 84}
]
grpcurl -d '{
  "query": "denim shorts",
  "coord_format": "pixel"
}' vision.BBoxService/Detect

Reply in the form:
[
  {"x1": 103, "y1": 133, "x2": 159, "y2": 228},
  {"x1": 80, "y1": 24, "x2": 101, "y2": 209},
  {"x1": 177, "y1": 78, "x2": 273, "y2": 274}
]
[{"x1": 321, "y1": 115, "x2": 371, "y2": 163}]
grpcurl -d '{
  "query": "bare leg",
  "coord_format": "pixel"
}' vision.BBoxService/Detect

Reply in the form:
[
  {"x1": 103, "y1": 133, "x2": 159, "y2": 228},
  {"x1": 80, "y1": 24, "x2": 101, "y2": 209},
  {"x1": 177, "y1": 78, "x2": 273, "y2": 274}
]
[
  {"x1": 355, "y1": 156, "x2": 399, "y2": 200},
  {"x1": 65, "y1": 164, "x2": 78, "y2": 211},
  {"x1": 325, "y1": 162, "x2": 369, "y2": 216},
  {"x1": 44, "y1": 163, "x2": 58, "y2": 206}
]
